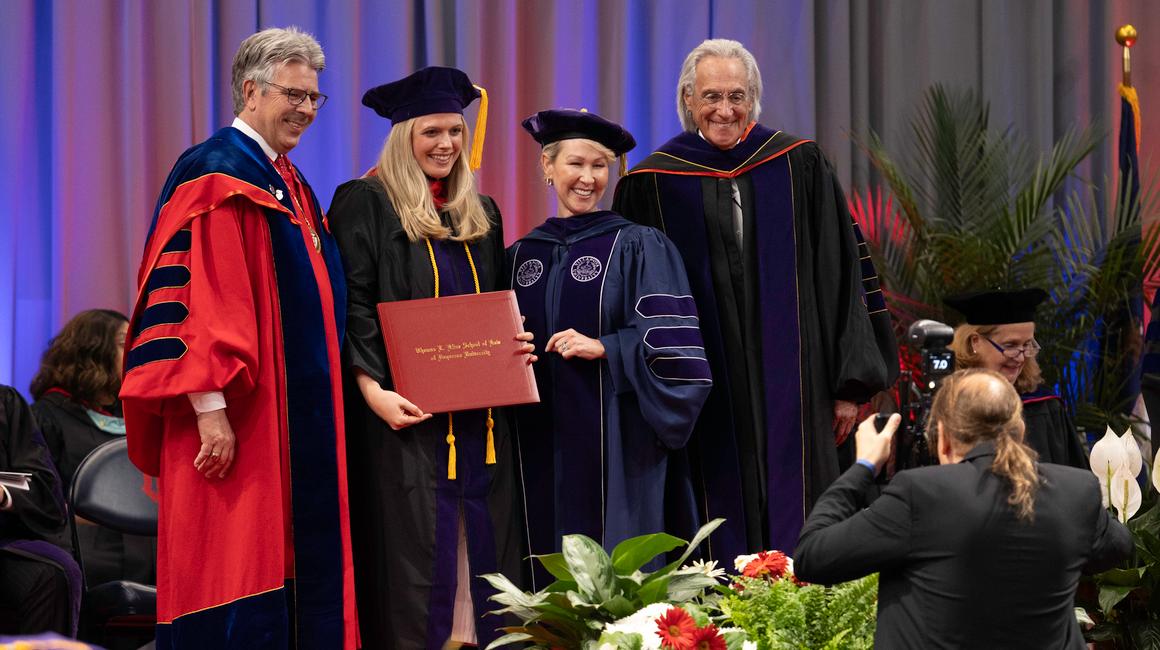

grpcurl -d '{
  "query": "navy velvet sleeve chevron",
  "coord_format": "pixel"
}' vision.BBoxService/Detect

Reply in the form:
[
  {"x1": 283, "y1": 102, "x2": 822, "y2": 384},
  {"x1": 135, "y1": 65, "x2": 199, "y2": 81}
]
[{"x1": 602, "y1": 227, "x2": 711, "y2": 451}]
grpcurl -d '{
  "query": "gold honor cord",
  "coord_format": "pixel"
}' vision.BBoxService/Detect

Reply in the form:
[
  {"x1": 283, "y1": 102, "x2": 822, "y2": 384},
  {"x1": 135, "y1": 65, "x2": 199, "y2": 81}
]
[{"x1": 424, "y1": 238, "x2": 497, "y2": 480}]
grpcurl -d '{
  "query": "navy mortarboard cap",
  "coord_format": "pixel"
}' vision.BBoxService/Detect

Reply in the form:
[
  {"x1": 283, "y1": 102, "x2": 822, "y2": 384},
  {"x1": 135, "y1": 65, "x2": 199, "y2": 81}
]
[
  {"x1": 363, "y1": 67, "x2": 489, "y2": 170},
  {"x1": 363, "y1": 66, "x2": 480, "y2": 123},
  {"x1": 521, "y1": 109, "x2": 636, "y2": 157},
  {"x1": 943, "y1": 288, "x2": 1049, "y2": 325}
]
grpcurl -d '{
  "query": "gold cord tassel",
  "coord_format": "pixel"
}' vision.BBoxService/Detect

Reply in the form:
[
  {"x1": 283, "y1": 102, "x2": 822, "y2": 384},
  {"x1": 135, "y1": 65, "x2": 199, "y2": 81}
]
[
  {"x1": 485, "y1": 408, "x2": 496, "y2": 465},
  {"x1": 446, "y1": 413, "x2": 457, "y2": 480},
  {"x1": 470, "y1": 85, "x2": 488, "y2": 172},
  {"x1": 428, "y1": 239, "x2": 495, "y2": 478},
  {"x1": 618, "y1": 154, "x2": 627, "y2": 178}
]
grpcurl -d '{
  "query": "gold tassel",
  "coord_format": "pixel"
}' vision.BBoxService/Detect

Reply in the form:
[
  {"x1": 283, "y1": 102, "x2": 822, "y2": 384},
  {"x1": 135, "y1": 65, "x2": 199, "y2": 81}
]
[
  {"x1": 1120, "y1": 84, "x2": 1142, "y2": 153},
  {"x1": 470, "y1": 85, "x2": 488, "y2": 172},
  {"x1": 485, "y1": 408, "x2": 496, "y2": 465},
  {"x1": 446, "y1": 413, "x2": 456, "y2": 481},
  {"x1": 618, "y1": 154, "x2": 627, "y2": 178}
]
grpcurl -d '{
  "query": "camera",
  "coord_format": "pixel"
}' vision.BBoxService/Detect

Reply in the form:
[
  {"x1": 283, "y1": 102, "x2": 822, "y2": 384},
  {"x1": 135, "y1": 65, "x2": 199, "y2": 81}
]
[{"x1": 891, "y1": 319, "x2": 956, "y2": 473}]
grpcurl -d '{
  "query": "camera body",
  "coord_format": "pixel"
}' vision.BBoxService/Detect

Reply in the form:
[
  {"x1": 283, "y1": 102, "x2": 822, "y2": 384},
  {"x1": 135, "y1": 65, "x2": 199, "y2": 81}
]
[{"x1": 892, "y1": 320, "x2": 956, "y2": 473}]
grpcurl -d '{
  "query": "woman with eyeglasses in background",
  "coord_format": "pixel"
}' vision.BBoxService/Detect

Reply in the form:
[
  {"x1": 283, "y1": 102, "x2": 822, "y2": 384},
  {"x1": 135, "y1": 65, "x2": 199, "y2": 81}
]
[{"x1": 945, "y1": 289, "x2": 1088, "y2": 468}]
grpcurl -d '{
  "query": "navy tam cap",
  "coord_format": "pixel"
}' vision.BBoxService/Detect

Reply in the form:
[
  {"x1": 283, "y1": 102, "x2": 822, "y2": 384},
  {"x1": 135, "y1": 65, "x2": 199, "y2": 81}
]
[
  {"x1": 362, "y1": 66, "x2": 481, "y2": 124},
  {"x1": 521, "y1": 109, "x2": 636, "y2": 156},
  {"x1": 943, "y1": 288, "x2": 1049, "y2": 325}
]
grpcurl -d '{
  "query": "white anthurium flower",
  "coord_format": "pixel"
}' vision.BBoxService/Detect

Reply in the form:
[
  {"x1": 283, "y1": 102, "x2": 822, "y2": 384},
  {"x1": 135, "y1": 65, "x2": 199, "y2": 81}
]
[
  {"x1": 1110, "y1": 464, "x2": 1142, "y2": 523},
  {"x1": 1089, "y1": 426, "x2": 1126, "y2": 507},
  {"x1": 1119, "y1": 430, "x2": 1143, "y2": 477},
  {"x1": 1154, "y1": 449, "x2": 1160, "y2": 494}
]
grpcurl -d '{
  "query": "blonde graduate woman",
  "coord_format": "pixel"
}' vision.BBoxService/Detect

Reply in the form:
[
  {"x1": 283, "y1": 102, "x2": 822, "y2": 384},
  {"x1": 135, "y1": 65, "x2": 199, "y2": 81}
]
[{"x1": 328, "y1": 67, "x2": 532, "y2": 649}]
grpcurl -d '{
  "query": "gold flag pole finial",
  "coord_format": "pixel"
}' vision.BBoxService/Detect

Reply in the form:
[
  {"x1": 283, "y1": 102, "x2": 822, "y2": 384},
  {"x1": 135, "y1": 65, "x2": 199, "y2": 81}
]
[{"x1": 1116, "y1": 24, "x2": 1138, "y2": 87}]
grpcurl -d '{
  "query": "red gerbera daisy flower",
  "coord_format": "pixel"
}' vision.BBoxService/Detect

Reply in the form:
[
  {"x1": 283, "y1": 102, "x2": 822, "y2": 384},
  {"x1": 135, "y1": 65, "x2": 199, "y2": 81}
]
[
  {"x1": 690, "y1": 624, "x2": 728, "y2": 650},
  {"x1": 656, "y1": 606, "x2": 698, "y2": 650},
  {"x1": 742, "y1": 550, "x2": 790, "y2": 580}
]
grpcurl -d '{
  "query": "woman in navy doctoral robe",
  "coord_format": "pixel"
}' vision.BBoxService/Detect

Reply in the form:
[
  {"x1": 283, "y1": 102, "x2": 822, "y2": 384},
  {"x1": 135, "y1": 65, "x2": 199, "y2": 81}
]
[{"x1": 509, "y1": 110, "x2": 712, "y2": 589}]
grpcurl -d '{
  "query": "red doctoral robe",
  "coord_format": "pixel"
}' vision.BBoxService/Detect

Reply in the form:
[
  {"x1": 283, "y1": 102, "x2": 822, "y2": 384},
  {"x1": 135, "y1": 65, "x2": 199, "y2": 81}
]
[{"x1": 121, "y1": 126, "x2": 358, "y2": 649}]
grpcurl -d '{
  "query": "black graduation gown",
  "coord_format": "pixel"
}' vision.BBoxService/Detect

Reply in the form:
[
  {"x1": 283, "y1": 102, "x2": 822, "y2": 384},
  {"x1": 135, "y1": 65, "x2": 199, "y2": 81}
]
[
  {"x1": 32, "y1": 392, "x2": 156, "y2": 587},
  {"x1": 328, "y1": 177, "x2": 522, "y2": 649},
  {"x1": 0, "y1": 386, "x2": 81, "y2": 636},
  {"x1": 613, "y1": 125, "x2": 898, "y2": 559},
  {"x1": 507, "y1": 212, "x2": 711, "y2": 589},
  {"x1": 1021, "y1": 387, "x2": 1089, "y2": 468}
]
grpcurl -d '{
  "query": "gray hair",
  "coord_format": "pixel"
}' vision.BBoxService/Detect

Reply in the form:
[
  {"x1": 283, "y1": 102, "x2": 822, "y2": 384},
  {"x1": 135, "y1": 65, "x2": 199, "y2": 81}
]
[
  {"x1": 231, "y1": 27, "x2": 325, "y2": 115},
  {"x1": 675, "y1": 39, "x2": 763, "y2": 132}
]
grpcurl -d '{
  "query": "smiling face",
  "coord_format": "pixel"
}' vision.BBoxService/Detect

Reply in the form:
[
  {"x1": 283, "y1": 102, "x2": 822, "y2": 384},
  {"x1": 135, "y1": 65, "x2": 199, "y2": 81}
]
[
  {"x1": 970, "y1": 322, "x2": 1037, "y2": 384},
  {"x1": 242, "y1": 60, "x2": 318, "y2": 154},
  {"x1": 410, "y1": 113, "x2": 464, "y2": 179},
  {"x1": 684, "y1": 55, "x2": 752, "y2": 150},
  {"x1": 543, "y1": 139, "x2": 610, "y2": 217}
]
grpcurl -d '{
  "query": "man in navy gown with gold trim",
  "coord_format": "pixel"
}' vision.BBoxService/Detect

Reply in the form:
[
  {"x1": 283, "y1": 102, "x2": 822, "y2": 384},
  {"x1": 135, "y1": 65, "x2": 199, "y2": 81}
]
[{"x1": 613, "y1": 39, "x2": 898, "y2": 559}]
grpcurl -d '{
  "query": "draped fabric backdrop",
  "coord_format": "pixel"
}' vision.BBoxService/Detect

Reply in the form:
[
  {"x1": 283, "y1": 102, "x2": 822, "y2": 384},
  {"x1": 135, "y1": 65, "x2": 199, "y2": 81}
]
[{"x1": 1, "y1": 0, "x2": 1157, "y2": 395}]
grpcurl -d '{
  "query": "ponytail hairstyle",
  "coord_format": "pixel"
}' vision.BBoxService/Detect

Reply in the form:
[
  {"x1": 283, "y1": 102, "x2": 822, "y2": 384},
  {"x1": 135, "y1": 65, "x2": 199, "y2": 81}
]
[{"x1": 926, "y1": 368, "x2": 1040, "y2": 520}]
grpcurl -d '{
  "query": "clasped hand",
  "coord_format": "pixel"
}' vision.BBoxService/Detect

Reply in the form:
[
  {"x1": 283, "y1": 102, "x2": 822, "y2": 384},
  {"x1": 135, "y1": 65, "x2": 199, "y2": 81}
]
[{"x1": 545, "y1": 328, "x2": 605, "y2": 360}]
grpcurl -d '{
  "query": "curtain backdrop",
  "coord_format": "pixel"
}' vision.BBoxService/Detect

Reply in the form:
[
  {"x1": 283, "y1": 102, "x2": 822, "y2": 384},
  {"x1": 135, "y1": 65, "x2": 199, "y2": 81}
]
[{"x1": 2, "y1": 0, "x2": 1157, "y2": 394}]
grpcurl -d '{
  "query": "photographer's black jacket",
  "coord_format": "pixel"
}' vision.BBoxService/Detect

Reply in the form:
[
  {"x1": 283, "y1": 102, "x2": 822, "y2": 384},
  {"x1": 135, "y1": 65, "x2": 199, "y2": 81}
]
[{"x1": 795, "y1": 441, "x2": 1131, "y2": 649}]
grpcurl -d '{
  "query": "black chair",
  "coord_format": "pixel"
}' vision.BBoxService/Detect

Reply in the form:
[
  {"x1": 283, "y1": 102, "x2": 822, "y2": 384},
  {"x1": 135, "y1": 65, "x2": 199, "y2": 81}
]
[{"x1": 69, "y1": 437, "x2": 157, "y2": 643}]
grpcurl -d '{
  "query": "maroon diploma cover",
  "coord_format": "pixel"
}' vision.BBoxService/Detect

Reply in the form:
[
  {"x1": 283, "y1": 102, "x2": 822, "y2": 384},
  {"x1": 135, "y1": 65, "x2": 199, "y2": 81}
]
[{"x1": 377, "y1": 290, "x2": 540, "y2": 413}]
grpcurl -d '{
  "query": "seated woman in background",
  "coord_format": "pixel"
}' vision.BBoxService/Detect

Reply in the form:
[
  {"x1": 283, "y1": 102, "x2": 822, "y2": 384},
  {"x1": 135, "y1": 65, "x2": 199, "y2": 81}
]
[
  {"x1": 945, "y1": 288, "x2": 1088, "y2": 467},
  {"x1": 29, "y1": 308, "x2": 155, "y2": 587},
  {"x1": 509, "y1": 109, "x2": 711, "y2": 589}
]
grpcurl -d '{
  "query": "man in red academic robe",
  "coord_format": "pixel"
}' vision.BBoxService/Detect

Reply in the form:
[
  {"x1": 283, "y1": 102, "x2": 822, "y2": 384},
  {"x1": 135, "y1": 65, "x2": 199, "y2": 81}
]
[{"x1": 120, "y1": 27, "x2": 358, "y2": 649}]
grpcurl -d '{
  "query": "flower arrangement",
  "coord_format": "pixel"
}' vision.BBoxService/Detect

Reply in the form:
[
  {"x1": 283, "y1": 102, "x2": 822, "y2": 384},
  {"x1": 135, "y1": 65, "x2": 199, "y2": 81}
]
[
  {"x1": 721, "y1": 554, "x2": 877, "y2": 650},
  {"x1": 480, "y1": 519, "x2": 878, "y2": 650},
  {"x1": 1079, "y1": 427, "x2": 1160, "y2": 647},
  {"x1": 480, "y1": 519, "x2": 734, "y2": 649}
]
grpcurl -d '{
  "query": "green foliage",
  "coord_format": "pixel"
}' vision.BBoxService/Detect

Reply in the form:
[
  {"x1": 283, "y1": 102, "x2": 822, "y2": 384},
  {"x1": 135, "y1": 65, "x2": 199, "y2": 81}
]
[
  {"x1": 720, "y1": 574, "x2": 878, "y2": 650},
  {"x1": 850, "y1": 83, "x2": 1160, "y2": 432},
  {"x1": 480, "y1": 519, "x2": 726, "y2": 649},
  {"x1": 1086, "y1": 495, "x2": 1160, "y2": 647}
]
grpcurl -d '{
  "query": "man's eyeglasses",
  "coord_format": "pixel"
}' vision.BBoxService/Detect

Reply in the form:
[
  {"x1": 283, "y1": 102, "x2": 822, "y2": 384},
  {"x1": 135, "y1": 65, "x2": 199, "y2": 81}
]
[
  {"x1": 982, "y1": 336, "x2": 1041, "y2": 360},
  {"x1": 266, "y1": 82, "x2": 328, "y2": 109},
  {"x1": 700, "y1": 91, "x2": 748, "y2": 106}
]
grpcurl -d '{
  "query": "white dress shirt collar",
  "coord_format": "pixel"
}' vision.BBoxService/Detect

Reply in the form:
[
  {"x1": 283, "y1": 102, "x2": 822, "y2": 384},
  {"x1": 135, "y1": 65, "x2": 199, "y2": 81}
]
[{"x1": 232, "y1": 117, "x2": 278, "y2": 162}]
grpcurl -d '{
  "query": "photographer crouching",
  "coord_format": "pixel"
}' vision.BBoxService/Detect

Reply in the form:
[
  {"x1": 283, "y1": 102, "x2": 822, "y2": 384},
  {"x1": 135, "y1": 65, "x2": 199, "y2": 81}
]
[
  {"x1": 794, "y1": 369, "x2": 1131, "y2": 649},
  {"x1": 945, "y1": 288, "x2": 1089, "y2": 468}
]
